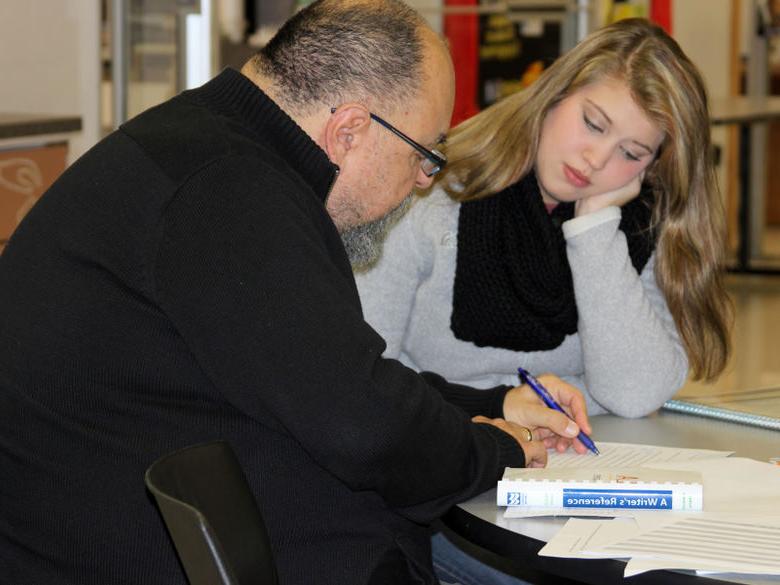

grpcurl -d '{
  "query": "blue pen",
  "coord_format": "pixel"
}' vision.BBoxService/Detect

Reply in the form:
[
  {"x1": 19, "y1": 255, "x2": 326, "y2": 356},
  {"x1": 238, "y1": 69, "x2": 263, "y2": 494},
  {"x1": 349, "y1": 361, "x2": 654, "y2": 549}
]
[{"x1": 517, "y1": 367, "x2": 600, "y2": 455}]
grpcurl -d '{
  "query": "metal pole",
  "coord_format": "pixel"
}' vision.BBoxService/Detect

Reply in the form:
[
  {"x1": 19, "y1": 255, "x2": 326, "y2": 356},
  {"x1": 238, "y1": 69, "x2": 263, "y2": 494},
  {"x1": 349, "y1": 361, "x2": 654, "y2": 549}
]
[
  {"x1": 111, "y1": 0, "x2": 129, "y2": 128},
  {"x1": 576, "y1": 0, "x2": 589, "y2": 41}
]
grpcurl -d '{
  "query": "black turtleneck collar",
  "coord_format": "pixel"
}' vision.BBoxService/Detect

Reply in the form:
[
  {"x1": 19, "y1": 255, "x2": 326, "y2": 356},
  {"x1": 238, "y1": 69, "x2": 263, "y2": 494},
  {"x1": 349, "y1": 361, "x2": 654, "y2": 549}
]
[{"x1": 186, "y1": 68, "x2": 338, "y2": 203}]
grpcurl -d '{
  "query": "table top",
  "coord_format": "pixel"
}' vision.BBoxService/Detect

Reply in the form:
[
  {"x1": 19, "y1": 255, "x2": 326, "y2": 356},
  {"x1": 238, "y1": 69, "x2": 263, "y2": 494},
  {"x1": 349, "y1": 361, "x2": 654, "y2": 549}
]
[
  {"x1": 446, "y1": 411, "x2": 780, "y2": 585},
  {"x1": 0, "y1": 113, "x2": 82, "y2": 140},
  {"x1": 710, "y1": 96, "x2": 780, "y2": 125}
]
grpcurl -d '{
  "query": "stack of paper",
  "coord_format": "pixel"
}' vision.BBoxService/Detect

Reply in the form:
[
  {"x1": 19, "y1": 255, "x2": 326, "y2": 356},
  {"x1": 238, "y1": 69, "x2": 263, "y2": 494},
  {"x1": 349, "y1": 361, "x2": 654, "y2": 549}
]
[
  {"x1": 539, "y1": 514, "x2": 780, "y2": 577},
  {"x1": 520, "y1": 444, "x2": 780, "y2": 577}
]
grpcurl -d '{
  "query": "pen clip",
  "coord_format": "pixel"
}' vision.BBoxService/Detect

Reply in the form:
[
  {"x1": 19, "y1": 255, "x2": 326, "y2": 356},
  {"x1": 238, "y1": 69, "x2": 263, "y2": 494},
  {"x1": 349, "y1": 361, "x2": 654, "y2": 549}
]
[{"x1": 518, "y1": 367, "x2": 558, "y2": 410}]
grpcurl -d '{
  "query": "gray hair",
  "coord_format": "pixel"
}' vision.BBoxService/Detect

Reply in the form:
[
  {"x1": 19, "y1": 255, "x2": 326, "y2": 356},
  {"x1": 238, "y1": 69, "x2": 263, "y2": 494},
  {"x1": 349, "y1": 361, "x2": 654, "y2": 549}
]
[{"x1": 252, "y1": 0, "x2": 427, "y2": 115}]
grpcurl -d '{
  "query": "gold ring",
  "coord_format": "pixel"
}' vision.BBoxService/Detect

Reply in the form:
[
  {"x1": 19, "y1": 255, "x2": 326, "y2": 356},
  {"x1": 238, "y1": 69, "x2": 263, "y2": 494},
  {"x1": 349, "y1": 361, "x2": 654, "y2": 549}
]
[{"x1": 519, "y1": 426, "x2": 533, "y2": 442}]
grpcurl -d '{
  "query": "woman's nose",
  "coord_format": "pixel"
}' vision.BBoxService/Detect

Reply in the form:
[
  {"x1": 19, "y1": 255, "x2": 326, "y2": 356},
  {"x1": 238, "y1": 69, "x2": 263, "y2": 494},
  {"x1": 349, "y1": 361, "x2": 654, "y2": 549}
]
[{"x1": 583, "y1": 143, "x2": 610, "y2": 170}]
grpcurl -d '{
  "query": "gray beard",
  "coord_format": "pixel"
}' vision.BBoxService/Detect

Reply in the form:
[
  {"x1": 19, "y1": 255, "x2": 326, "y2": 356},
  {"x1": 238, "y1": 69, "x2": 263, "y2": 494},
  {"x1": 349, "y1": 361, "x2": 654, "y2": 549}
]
[{"x1": 341, "y1": 193, "x2": 413, "y2": 270}]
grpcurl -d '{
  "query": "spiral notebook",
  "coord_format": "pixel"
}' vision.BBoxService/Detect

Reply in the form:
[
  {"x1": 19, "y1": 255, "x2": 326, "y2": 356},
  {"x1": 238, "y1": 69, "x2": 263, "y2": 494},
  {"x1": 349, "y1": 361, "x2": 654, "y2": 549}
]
[{"x1": 662, "y1": 386, "x2": 780, "y2": 431}]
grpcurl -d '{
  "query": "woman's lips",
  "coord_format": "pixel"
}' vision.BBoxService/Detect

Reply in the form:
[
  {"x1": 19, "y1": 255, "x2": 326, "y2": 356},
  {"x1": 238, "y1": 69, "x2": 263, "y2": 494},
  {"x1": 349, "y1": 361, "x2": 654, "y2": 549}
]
[{"x1": 563, "y1": 164, "x2": 591, "y2": 188}]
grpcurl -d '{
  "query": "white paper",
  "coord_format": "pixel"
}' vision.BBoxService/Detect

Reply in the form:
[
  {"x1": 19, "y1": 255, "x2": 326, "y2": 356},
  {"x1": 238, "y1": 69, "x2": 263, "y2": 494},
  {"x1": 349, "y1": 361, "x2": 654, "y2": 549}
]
[
  {"x1": 538, "y1": 517, "x2": 638, "y2": 559},
  {"x1": 600, "y1": 514, "x2": 780, "y2": 576},
  {"x1": 541, "y1": 514, "x2": 780, "y2": 576},
  {"x1": 545, "y1": 441, "x2": 733, "y2": 469},
  {"x1": 641, "y1": 457, "x2": 780, "y2": 516},
  {"x1": 538, "y1": 458, "x2": 780, "y2": 576}
]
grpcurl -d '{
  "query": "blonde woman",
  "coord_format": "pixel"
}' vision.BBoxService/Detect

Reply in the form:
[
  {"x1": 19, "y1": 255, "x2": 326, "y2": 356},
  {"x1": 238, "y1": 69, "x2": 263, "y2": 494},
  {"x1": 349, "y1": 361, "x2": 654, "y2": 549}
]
[
  {"x1": 358, "y1": 17, "x2": 731, "y2": 416},
  {"x1": 356, "y1": 17, "x2": 732, "y2": 584}
]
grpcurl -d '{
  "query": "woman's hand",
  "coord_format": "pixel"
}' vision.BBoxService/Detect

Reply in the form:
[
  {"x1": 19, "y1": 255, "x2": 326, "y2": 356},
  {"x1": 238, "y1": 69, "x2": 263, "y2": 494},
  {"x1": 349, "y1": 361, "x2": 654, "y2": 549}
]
[
  {"x1": 574, "y1": 172, "x2": 644, "y2": 217},
  {"x1": 472, "y1": 416, "x2": 548, "y2": 467},
  {"x1": 502, "y1": 374, "x2": 592, "y2": 455}
]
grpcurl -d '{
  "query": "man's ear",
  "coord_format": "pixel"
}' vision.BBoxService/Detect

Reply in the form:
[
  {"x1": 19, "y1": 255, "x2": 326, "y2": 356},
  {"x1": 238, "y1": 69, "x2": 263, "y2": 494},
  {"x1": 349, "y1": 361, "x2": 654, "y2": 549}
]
[{"x1": 323, "y1": 104, "x2": 371, "y2": 165}]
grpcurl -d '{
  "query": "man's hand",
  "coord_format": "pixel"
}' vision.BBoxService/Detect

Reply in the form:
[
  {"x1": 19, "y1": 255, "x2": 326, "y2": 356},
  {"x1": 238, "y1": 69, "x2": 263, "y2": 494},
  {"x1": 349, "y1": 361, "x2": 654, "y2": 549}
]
[
  {"x1": 472, "y1": 416, "x2": 547, "y2": 468},
  {"x1": 574, "y1": 172, "x2": 644, "y2": 217},
  {"x1": 502, "y1": 374, "x2": 592, "y2": 455}
]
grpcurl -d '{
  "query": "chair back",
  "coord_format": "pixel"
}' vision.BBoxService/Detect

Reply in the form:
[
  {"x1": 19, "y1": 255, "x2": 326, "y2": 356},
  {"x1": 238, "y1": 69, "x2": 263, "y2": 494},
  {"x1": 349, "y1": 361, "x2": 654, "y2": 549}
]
[{"x1": 145, "y1": 440, "x2": 279, "y2": 585}]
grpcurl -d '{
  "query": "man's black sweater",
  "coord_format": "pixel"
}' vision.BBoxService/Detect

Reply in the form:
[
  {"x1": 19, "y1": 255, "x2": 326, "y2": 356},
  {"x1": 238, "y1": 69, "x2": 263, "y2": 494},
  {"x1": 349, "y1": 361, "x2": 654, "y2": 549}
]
[{"x1": 0, "y1": 69, "x2": 524, "y2": 584}]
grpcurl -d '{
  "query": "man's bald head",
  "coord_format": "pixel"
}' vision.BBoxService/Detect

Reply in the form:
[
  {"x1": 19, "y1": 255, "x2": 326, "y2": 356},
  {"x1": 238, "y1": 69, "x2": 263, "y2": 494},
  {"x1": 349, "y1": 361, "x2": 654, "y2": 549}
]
[{"x1": 248, "y1": 0, "x2": 442, "y2": 116}]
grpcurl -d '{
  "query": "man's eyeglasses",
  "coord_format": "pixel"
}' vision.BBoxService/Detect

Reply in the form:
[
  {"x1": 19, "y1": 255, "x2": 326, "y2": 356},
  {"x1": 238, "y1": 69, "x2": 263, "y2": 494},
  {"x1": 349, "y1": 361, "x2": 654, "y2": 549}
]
[
  {"x1": 369, "y1": 113, "x2": 447, "y2": 177},
  {"x1": 330, "y1": 107, "x2": 447, "y2": 177}
]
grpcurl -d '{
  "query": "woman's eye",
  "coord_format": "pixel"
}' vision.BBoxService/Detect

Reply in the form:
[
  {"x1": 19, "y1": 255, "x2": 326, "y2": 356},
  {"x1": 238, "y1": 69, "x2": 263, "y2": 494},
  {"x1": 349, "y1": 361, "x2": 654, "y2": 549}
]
[
  {"x1": 584, "y1": 114, "x2": 603, "y2": 133},
  {"x1": 621, "y1": 147, "x2": 641, "y2": 162}
]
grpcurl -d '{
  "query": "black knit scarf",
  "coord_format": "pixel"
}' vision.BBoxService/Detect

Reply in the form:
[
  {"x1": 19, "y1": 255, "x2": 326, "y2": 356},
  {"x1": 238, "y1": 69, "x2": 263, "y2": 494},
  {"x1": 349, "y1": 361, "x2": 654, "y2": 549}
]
[{"x1": 450, "y1": 172, "x2": 656, "y2": 351}]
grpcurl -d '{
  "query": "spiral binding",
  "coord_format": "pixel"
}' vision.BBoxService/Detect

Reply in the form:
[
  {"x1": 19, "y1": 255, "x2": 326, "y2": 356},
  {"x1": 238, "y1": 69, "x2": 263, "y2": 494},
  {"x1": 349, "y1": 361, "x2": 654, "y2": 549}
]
[{"x1": 662, "y1": 399, "x2": 780, "y2": 431}]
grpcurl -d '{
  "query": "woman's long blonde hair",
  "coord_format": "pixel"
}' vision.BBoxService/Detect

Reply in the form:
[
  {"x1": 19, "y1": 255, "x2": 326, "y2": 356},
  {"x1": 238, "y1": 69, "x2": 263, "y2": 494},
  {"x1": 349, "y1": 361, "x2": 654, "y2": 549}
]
[{"x1": 441, "y1": 18, "x2": 731, "y2": 381}]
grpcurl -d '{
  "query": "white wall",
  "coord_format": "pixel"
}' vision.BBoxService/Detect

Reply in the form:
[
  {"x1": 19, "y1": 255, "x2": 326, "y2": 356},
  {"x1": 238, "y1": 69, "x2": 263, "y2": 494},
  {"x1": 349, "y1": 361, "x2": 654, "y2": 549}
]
[
  {"x1": 673, "y1": 0, "x2": 731, "y2": 99},
  {"x1": 403, "y1": 0, "x2": 444, "y2": 33},
  {"x1": 0, "y1": 1, "x2": 102, "y2": 163},
  {"x1": 672, "y1": 0, "x2": 732, "y2": 208}
]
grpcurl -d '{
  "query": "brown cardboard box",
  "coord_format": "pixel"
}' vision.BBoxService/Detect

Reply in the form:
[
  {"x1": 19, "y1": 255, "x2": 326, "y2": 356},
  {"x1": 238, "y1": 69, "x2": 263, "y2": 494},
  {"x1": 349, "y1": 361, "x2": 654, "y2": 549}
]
[{"x1": 0, "y1": 142, "x2": 68, "y2": 249}]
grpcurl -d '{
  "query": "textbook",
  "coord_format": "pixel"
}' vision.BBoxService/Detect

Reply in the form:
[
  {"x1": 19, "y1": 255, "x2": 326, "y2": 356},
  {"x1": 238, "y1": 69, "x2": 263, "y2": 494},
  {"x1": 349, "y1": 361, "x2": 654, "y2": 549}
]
[{"x1": 497, "y1": 467, "x2": 703, "y2": 511}]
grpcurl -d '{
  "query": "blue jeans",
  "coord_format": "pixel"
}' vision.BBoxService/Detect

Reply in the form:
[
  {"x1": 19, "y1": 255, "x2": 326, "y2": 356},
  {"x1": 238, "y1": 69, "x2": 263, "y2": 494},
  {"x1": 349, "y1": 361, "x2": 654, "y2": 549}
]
[{"x1": 432, "y1": 531, "x2": 531, "y2": 585}]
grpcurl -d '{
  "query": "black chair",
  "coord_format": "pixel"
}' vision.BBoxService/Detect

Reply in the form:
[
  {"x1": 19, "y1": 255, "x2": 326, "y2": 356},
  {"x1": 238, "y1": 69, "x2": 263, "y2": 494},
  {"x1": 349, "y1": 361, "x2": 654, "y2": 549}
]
[{"x1": 145, "y1": 440, "x2": 279, "y2": 585}]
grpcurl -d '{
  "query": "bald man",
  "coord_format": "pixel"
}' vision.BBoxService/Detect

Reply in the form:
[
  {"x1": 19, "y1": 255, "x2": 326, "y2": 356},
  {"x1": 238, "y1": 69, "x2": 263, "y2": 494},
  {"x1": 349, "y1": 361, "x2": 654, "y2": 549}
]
[{"x1": 0, "y1": 1, "x2": 588, "y2": 584}]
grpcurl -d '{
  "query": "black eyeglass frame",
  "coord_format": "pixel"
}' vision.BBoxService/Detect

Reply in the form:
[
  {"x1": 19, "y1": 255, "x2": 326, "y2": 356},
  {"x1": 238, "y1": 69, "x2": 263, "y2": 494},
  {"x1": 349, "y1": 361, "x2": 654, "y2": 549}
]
[
  {"x1": 330, "y1": 107, "x2": 446, "y2": 177},
  {"x1": 369, "y1": 113, "x2": 447, "y2": 177}
]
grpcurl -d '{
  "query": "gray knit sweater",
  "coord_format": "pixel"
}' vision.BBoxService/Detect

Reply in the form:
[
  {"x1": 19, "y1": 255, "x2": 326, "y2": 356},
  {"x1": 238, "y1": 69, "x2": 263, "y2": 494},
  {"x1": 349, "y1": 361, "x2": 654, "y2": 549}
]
[{"x1": 355, "y1": 187, "x2": 688, "y2": 418}]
